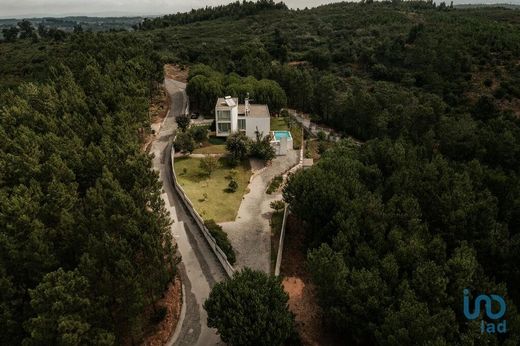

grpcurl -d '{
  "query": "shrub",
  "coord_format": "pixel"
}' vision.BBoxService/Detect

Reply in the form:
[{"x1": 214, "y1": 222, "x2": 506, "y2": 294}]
[
  {"x1": 226, "y1": 132, "x2": 250, "y2": 165},
  {"x1": 204, "y1": 220, "x2": 236, "y2": 264},
  {"x1": 176, "y1": 115, "x2": 190, "y2": 132},
  {"x1": 270, "y1": 200, "x2": 285, "y2": 212},
  {"x1": 227, "y1": 179, "x2": 238, "y2": 192},
  {"x1": 174, "y1": 132, "x2": 195, "y2": 154},
  {"x1": 250, "y1": 131, "x2": 275, "y2": 162},
  {"x1": 317, "y1": 130, "x2": 327, "y2": 141},
  {"x1": 150, "y1": 306, "x2": 167, "y2": 324},
  {"x1": 266, "y1": 175, "x2": 283, "y2": 194},
  {"x1": 199, "y1": 156, "x2": 219, "y2": 176},
  {"x1": 190, "y1": 126, "x2": 208, "y2": 142}
]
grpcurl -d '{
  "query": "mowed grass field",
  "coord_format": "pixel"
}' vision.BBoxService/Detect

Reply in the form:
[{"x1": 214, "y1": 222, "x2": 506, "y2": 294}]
[{"x1": 174, "y1": 156, "x2": 252, "y2": 222}]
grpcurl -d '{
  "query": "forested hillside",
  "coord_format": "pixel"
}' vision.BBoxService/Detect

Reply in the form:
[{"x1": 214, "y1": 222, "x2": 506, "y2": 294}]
[
  {"x1": 0, "y1": 33, "x2": 176, "y2": 344},
  {"x1": 1, "y1": 0, "x2": 520, "y2": 344}
]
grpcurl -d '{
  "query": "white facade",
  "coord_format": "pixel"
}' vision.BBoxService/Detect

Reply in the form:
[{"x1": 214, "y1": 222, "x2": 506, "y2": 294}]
[
  {"x1": 215, "y1": 97, "x2": 239, "y2": 136},
  {"x1": 215, "y1": 96, "x2": 270, "y2": 140}
]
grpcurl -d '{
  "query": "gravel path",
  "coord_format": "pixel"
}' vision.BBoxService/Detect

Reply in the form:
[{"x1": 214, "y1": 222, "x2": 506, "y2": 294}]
[{"x1": 219, "y1": 149, "x2": 299, "y2": 273}]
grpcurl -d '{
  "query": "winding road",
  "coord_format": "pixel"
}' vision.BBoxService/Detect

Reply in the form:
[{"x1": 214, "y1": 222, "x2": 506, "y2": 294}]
[{"x1": 150, "y1": 78, "x2": 225, "y2": 346}]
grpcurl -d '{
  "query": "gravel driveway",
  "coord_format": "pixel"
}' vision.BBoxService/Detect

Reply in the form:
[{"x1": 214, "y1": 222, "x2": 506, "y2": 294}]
[{"x1": 219, "y1": 149, "x2": 299, "y2": 273}]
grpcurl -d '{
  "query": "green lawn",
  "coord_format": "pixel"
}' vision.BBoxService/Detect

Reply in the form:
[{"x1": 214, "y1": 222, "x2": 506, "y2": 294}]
[
  {"x1": 193, "y1": 136, "x2": 227, "y2": 154},
  {"x1": 270, "y1": 117, "x2": 289, "y2": 131},
  {"x1": 174, "y1": 156, "x2": 252, "y2": 222}
]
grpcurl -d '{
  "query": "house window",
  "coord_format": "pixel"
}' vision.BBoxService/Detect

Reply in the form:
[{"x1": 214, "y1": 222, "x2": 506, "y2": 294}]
[
  {"x1": 218, "y1": 123, "x2": 231, "y2": 133},
  {"x1": 217, "y1": 110, "x2": 231, "y2": 121},
  {"x1": 238, "y1": 119, "x2": 246, "y2": 130}
]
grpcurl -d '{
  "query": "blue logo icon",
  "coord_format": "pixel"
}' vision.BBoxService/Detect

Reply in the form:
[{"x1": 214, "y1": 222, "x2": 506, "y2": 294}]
[{"x1": 463, "y1": 289, "x2": 507, "y2": 334}]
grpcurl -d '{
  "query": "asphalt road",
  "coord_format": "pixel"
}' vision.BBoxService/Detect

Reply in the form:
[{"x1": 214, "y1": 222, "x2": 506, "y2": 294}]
[{"x1": 150, "y1": 78, "x2": 225, "y2": 346}]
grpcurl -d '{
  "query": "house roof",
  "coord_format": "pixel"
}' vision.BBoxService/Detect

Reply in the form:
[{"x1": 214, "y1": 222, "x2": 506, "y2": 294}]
[
  {"x1": 238, "y1": 104, "x2": 270, "y2": 118},
  {"x1": 216, "y1": 97, "x2": 238, "y2": 108}
]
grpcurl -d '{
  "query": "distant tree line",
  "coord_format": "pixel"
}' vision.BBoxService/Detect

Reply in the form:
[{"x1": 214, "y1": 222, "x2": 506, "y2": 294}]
[{"x1": 137, "y1": 0, "x2": 287, "y2": 30}]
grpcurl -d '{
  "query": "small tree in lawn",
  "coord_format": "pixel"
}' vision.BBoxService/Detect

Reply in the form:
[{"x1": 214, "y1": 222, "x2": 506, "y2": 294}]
[
  {"x1": 174, "y1": 132, "x2": 195, "y2": 154},
  {"x1": 176, "y1": 115, "x2": 190, "y2": 132},
  {"x1": 227, "y1": 178, "x2": 238, "y2": 192},
  {"x1": 200, "y1": 156, "x2": 219, "y2": 177},
  {"x1": 204, "y1": 268, "x2": 295, "y2": 346},
  {"x1": 226, "y1": 132, "x2": 250, "y2": 165}
]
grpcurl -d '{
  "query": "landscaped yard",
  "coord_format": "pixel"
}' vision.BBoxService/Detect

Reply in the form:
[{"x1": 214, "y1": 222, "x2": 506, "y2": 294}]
[
  {"x1": 174, "y1": 156, "x2": 252, "y2": 222},
  {"x1": 192, "y1": 135, "x2": 227, "y2": 155}
]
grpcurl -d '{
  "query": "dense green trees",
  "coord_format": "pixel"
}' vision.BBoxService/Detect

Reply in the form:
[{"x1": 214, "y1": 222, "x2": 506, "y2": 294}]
[
  {"x1": 284, "y1": 138, "x2": 520, "y2": 344},
  {"x1": 0, "y1": 32, "x2": 177, "y2": 344},
  {"x1": 204, "y1": 268, "x2": 295, "y2": 346},
  {"x1": 2, "y1": 1, "x2": 520, "y2": 344},
  {"x1": 186, "y1": 64, "x2": 287, "y2": 115}
]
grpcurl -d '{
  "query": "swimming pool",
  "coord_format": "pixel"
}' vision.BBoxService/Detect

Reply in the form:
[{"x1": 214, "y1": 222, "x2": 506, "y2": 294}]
[
  {"x1": 270, "y1": 130, "x2": 293, "y2": 155},
  {"x1": 273, "y1": 130, "x2": 292, "y2": 141}
]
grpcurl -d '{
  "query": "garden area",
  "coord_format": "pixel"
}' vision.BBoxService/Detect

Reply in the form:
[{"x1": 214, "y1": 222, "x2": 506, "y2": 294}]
[{"x1": 174, "y1": 156, "x2": 252, "y2": 222}]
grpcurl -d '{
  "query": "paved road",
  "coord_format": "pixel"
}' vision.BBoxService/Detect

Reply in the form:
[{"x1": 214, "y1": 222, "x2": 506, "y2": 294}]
[{"x1": 150, "y1": 78, "x2": 225, "y2": 346}]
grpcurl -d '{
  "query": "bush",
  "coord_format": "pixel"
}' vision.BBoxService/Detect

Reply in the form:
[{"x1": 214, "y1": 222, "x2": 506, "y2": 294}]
[
  {"x1": 270, "y1": 200, "x2": 285, "y2": 211},
  {"x1": 204, "y1": 220, "x2": 236, "y2": 264},
  {"x1": 199, "y1": 156, "x2": 219, "y2": 176},
  {"x1": 150, "y1": 306, "x2": 167, "y2": 324},
  {"x1": 317, "y1": 130, "x2": 327, "y2": 141},
  {"x1": 227, "y1": 179, "x2": 238, "y2": 192},
  {"x1": 266, "y1": 175, "x2": 283, "y2": 194},
  {"x1": 190, "y1": 126, "x2": 208, "y2": 142},
  {"x1": 250, "y1": 132, "x2": 275, "y2": 162},
  {"x1": 174, "y1": 132, "x2": 195, "y2": 153},
  {"x1": 226, "y1": 132, "x2": 250, "y2": 165},
  {"x1": 176, "y1": 115, "x2": 190, "y2": 132}
]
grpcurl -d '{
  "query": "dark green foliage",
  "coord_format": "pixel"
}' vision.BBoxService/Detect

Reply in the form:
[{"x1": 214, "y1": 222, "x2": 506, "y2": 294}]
[
  {"x1": 174, "y1": 132, "x2": 195, "y2": 153},
  {"x1": 204, "y1": 268, "x2": 295, "y2": 346},
  {"x1": 250, "y1": 131, "x2": 276, "y2": 162},
  {"x1": 270, "y1": 200, "x2": 285, "y2": 211},
  {"x1": 187, "y1": 64, "x2": 287, "y2": 114},
  {"x1": 204, "y1": 220, "x2": 236, "y2": 264},
  {"x1": 0, "y1": 32, "x2": 177, "y2": 344},
  {"x1": 284, "y1": 138, "x2": 520, "y2": 344},
  {"x1": 138, "y1": 0, "x2": 288, "y2": 30},
  {"x1": 176, "y1": 115, "x2": 191, "y2": 132},
  {"x1": 189, "y1": 125, "x2": 209, "y2": 142},
  {"x1": 151, "y1": 306, "x2": 168, "y2": 325},
  {"x1": 226, "y1": 132, "x2": 250, "y2": 165},
  {"x1": 227, "y1": 178, "x2": 238, "y2": 193},
  {"x1": 266, "y1": 175, "x2": 283, "y2": 194}
]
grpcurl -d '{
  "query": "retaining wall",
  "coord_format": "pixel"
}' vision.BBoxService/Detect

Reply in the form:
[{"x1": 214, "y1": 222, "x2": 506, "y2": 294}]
[{"x1": 169, "y1": 144, "x2": 235, "y2": 278}]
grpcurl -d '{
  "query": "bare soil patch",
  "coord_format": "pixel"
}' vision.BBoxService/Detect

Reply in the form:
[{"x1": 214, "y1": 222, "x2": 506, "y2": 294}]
[
  {"x1": 281, "y1": 215, "x2": 341, "y2": 346},
  {"x1": 141, "y1": 276, "x2": 183, "y2": 346},
  {"x1": 164, "y1": 64, "x2": 189, "y2": 83}
]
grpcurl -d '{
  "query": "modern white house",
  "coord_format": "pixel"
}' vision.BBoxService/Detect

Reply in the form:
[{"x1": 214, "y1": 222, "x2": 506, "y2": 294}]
[{"x1": 215, "y1": 96, "x2": 270, "y2": 139}]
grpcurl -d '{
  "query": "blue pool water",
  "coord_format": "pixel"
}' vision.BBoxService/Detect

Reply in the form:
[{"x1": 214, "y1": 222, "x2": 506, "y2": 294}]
[{"x1": 273, "y1": 131, "x2": 292, "y2": 141}]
